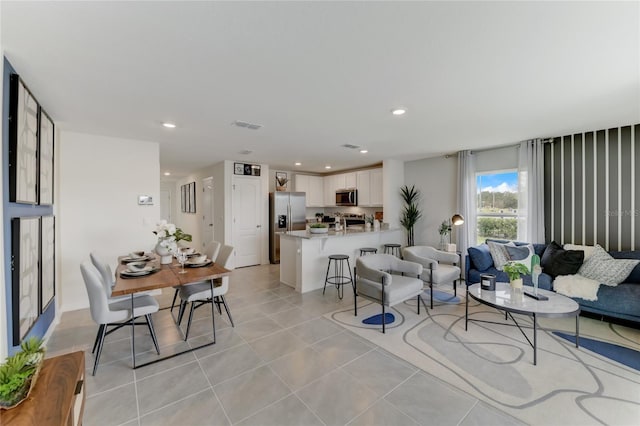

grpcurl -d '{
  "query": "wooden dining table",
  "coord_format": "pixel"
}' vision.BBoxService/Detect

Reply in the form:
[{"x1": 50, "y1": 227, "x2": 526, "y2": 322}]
[{"x1": 112, "y1": 254, "x2": 231, "y2": 369}]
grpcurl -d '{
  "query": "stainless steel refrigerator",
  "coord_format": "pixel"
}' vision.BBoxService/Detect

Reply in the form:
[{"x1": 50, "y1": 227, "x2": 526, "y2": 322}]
[{"x1": 269, "y1": 192, "x2": 306, "y2": 263}]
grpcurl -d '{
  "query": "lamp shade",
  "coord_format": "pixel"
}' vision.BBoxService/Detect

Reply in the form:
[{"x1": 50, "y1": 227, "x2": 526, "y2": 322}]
[{"x1": 451, "y1": 214, "x2": 464, "y2": 226}]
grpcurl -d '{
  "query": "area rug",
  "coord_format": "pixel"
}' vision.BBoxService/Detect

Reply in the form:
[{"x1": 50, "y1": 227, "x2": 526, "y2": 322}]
[
  {"x1": 329, "y1": 291, "x2": 640, "y2": 425},
  {"x1": 553, "y1": 331, "x2": 640, "y2": 372}
]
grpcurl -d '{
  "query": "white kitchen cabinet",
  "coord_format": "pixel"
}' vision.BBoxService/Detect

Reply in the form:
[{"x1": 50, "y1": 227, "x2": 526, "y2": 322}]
[
  {"x1": 308, "y1": 175, "x2": 324, "y2": 206},
  {"x1": 356, "y1": 170, "x2": 371, "y2": 206},
  {"x1": 295, "y1": 174, "x2": 324, "y2": 207},
  {"x1": 333, "y1": 174, "x2": 346, "y2": 191},
  {"x1": 355, "y1": 168, "x2": 382, "y2": 207},
  {"x1": 324, "y1": 176, "x2": 335, "y2": 206},
  {"x1": 370, "y1": 168, "x2": 383, "y2": 206},
  {"x1": 344, "y1": 172, "x2": 357, "y2": 188}
]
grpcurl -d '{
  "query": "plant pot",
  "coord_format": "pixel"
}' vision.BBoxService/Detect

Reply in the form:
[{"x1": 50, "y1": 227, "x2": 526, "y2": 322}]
[
  {"x1": 510, "y1": 278, "x2": 523, "y2": 289},
  {"x1": 0, "y1": 352, "x2": 44, "y2": 409}
]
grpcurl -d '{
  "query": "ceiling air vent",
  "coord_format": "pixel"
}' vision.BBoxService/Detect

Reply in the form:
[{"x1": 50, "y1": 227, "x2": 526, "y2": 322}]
[
  {"x1": 239, "y1": 149, "x2": 253, "y2": 155},
  {"x1": 341, "y1": 144, "x2": 361, "y2": 150},
  {"x1": 232, "y1": 120, "x2": 262, "y2": 130}
]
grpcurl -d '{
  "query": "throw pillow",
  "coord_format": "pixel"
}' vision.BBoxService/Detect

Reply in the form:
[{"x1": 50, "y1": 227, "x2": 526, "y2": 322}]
[
  {"x1": 578, "y1": 244, "x2": 640, "y2": 286},
  {"x1": 564, "y1": 243, "x2": 597, "y2": 261},
  {"x1": 487, "y1": 241, "x2": 513, "y2": 271},
  {"x1": 505, "y1": 244, "x2": 534, "y2": 271},
  {"x1": 541, "y1": 241, "x2": 585, "y2": 278},
  {"x1": 468, "y1": 244, "x2": 493, "y2": 271}
]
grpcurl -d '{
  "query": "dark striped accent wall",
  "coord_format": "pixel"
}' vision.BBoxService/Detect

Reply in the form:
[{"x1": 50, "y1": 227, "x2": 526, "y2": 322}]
[{"x1": 544, "y1": 124, "x2": 639, "y2": 251}]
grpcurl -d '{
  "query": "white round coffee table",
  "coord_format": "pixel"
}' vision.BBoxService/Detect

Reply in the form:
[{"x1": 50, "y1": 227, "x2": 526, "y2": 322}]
[{"x1": 465, "y1": 282, "x2": 580, "y2": 365}]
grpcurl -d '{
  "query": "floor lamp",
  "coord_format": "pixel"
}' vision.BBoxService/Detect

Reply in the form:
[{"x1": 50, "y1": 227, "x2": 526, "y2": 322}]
[{"x1": 448, "y1": 214, "x2": 464, "y2": 252}]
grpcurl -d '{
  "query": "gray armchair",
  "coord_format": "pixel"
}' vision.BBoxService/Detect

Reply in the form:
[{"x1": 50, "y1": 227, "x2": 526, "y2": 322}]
[
  {"x1": 354, "y1": 254, "x2": 426, "y2": 333},
  {"x1": 402, "y1": 246, "x2": 461, "y2": 309}
]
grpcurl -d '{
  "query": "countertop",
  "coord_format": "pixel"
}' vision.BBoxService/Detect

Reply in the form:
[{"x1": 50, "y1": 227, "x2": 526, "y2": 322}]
[{"x1": 281, "y1": 227, "x2": 399, "y2": 239}]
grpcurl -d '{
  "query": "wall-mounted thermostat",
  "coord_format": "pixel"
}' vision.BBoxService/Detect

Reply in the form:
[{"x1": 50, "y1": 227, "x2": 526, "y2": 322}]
[{"x1": 138, "y1": 195, "x2": 153, "y2": 205}]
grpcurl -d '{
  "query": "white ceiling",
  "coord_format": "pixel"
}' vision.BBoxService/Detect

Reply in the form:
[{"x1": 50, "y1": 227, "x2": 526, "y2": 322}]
[{"x1": 2, "y1": 1, "x2": 639, "y2": 177}]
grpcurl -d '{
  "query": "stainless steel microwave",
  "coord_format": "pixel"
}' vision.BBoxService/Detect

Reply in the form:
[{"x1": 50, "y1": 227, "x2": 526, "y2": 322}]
[{"x1": 336, "y1": 189, "x2": 358, "y2": 206}]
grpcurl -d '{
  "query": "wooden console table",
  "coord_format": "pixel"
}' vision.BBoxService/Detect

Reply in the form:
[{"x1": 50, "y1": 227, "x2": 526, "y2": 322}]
[{"x1": 0, "y1": 351, "x2": 85, "y2": 425}]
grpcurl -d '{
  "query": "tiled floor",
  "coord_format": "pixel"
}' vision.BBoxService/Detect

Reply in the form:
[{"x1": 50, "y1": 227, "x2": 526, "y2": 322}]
[{"x1": 47, "y1": 264, "x2": 523, "y2": 426}]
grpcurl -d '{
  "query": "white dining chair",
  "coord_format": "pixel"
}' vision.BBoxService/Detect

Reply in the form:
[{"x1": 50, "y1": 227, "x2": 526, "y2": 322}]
[
  {"x1": 402, "y1": 246, "x2": 461, "y2": 309},
  {"x1": 80, "y1": 261, "x2": 161, "y2": 375},
  {"x1": 176, "y1": 244, "x2": 235, "y2": 340},
  {"x1": 169, "y1": 241, "x2": 222, "y2": 313}
]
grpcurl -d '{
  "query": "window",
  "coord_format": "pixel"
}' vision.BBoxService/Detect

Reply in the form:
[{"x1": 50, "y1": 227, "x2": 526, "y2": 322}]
[{"x1": 476, "y1": 170, "x2": 518, "y2": 244}]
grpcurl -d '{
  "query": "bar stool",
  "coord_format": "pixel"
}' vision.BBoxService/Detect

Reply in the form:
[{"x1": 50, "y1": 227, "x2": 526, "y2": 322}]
[
  {"x1": 323, "y1": 254, "x2": 354, "y2": 299},
  {"x1": 383, "y1": 243, "x2": 402, "y2": 258},
  {"x1": 359, "y1": 247, "x2": 377, "y2": 256}
]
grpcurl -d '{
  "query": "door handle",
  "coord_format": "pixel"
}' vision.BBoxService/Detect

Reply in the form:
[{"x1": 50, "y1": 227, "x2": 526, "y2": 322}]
[{"x1": 256, "y1": 225, "x2": 262, "y2": 228}]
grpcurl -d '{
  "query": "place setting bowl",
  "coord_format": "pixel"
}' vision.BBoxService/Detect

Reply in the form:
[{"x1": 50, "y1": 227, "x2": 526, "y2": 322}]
[
  {"x1": 120, "y1": 261, "x2": 157, "y2": 277},
  {"x1": 185, "y1": 254, "x2": 212, "y2": 267},
  {"x1": 122, "y1": 250, "x2": 151, "y2": 263}
]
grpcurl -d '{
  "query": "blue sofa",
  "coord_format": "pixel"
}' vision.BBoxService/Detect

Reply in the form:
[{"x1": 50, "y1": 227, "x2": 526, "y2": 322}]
[{"x1": 465, "y1": 242, "x2": 640, "y2": 325}]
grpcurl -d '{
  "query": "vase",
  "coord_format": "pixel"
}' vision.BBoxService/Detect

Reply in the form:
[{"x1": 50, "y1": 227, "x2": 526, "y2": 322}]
[
  {"x1": 155, "y1": 239, "x2": 177, "y2": 264},
  {"x1": 439, "y1": 234, "x2": 448, "y2": 251}
]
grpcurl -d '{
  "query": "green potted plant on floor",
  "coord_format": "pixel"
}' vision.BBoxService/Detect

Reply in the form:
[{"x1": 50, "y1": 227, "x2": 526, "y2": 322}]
[{"x1": 400, "y1": 185, "x2": 422, "y2": 246}]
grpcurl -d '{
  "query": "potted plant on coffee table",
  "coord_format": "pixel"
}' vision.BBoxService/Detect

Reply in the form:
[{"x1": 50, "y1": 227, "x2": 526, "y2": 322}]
[{"x1": 503, "y1": 261, "x2": 529, "y2": 289}]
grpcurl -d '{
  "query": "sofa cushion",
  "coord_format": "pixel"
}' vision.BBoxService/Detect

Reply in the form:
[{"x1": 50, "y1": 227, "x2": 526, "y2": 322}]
[
  {"x1": 468, "y1": 244, "x2": 493, "y2": 271},
  {"x1": 505, "y1": 244, "x2": 534, "y2": 270},
  {"x1": 541, "y1": 241, "x2": 585, "y2": 278},
  {"x1": 578, "y1": 244, "x2": 640, "y2": 286},
  {"x1": 575, "y1": 283, "x2": 640, "y2": 318},
  {"x1": 564, "y1": 243, "x2": 598, "y2": 260},
  {"x1": 487, "y1": 241, "x2": 513, "y2": 271},
  {"x1": 610, "y1": 251, "x2": 640, "y2": 284}
]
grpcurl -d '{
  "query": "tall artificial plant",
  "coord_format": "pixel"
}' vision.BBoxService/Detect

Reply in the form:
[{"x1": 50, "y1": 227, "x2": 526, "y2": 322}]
[{"x1": 400, "y1": 185, "x2": 422, "y2": 246}]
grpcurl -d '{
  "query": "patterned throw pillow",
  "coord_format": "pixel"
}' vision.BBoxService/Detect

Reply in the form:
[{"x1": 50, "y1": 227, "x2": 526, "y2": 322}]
[
  {"x1": 578, "y1": 244, "x2": 640, "y2": 286},
  {"x1": 487, "y1": 241, "x2": 513, "y2": 271},
  {"x1": 505, "y1": 244, "x2": 534, "y2": 271}
]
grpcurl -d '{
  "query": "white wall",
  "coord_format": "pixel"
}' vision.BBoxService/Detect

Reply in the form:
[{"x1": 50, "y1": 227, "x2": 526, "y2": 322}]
[
  {"x1": 405, "y1": 156, "x2": 458, "y2": 247},
  {"x1": 58, "y1": 132, "x2": 160, "y2": 311},
  {"x1": 383, "y1": 159, "x2": 405, "y2": 230}
]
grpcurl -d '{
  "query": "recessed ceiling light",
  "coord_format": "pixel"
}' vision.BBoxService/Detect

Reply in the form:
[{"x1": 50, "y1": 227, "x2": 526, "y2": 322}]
[
  {"x1": 325, "y1": 165, "x2": 332, "y2": 169},
  {"x1": 391, "y1": 108, "x2": 406, "y2": 116},
  {"x1": 360, "y1": 149, "x2": 368, "y2": 154},
  {"x1": 295, "y1": 162, "x2": 302, "y2": 166},
  {"x1": 162, "y1": 122, "x2": 176, "y2": 128},
  {"x1": 163, "y1": 172, "x2": 171, "y2": 176}
]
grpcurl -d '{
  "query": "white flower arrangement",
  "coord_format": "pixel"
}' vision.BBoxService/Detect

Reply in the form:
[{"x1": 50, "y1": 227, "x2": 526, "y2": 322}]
[{"x1": 153, "y1": 220, "x2": 192, "y2": 244}]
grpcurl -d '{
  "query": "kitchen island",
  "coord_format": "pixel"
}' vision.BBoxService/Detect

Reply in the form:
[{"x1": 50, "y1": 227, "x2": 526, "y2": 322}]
[{"x1": 279, "y1": 227, "x2": 403, "y2": 293}]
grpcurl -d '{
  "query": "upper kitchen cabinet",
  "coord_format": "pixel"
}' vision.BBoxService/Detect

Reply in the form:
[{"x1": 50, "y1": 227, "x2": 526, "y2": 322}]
[
  {"x1": 324, "y1": 176, "x2": 335, "y2": 206},
  {"x1": 369, "y1": 168, "x2": 383, "y2": 206},
  {"x1": 356, "y1": 168, "x2": 383, "y2": 207},
  {"x1": 295, "y1": 174, "x2": 324, "y2": 207},
  {"x1": 332, "y1": 172, "x2": 356, "y2": 190}
]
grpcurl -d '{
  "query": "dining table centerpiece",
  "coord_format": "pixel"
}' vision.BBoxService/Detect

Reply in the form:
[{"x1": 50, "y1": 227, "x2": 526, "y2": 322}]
[{"x1": 153, "y1": 220, "x2": 192, "y2": 264}]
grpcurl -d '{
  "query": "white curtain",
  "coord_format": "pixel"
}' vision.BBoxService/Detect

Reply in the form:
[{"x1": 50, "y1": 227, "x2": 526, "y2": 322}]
[
  {"x1": 457, "y1": 150, "x2": 476, "y2": 274},
  {"x1": 517, "y1": 139, "x2": 545, "y2": 243}
]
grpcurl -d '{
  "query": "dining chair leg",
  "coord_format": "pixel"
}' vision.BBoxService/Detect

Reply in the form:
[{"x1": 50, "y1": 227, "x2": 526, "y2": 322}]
[
  {"x1": 146, "y1": 314, "x2": 160, "y2": 355},
  {"x1": 210, "y1": 283, "x2": 216, "y2": 344},
  {"x1": 220, "y1": 295, "x2": 234, "y2": 327},
  {"x1": 184, "y1": 302, "x2": 196, "y2": 341},
  {"x1": 92, "y1": 324, "x2": 105, "y2": 354},
  {"x1": 177, "y1": 300, "x2": 186, "y2": 325},
  {"x1": 92, "y1": 324, "x2": 108, "y2": 376},
  {"x1": 417, "y1": 295, "x2": 421, "y2": 315},
  {"x1": 170, "y1": 288, "x2": 179, "y2": 313}
]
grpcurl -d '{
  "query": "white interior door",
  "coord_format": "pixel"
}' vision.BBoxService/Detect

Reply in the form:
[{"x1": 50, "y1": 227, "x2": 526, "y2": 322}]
[
  {"x1": 201, "y1": 177, "x2": 214, "y2": 250},
  {"x1": 232, "y1": 176, "x2": 262, "y2": 267}
]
